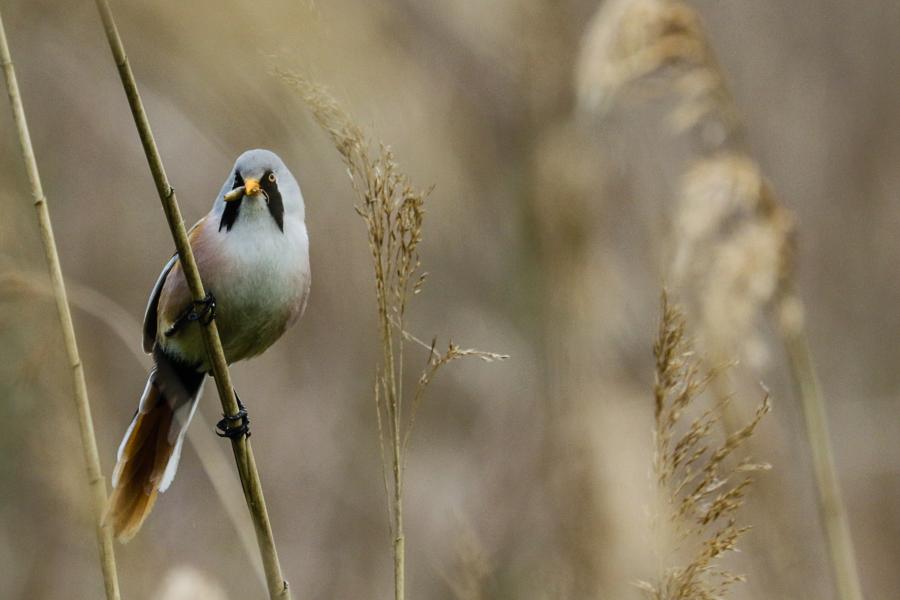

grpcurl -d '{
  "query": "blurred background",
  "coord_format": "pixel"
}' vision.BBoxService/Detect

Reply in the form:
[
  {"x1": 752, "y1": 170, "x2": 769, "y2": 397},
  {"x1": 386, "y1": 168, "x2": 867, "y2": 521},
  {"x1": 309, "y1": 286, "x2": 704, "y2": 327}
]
[{"x1": 0, "y1": 0, "x2": 898, "y2": 598}]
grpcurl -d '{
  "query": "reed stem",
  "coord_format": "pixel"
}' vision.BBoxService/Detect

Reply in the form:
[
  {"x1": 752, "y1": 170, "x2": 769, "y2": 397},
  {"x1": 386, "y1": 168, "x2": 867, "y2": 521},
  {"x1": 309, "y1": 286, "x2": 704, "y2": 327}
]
[
  {"x1": 777, "y1": 291, "x2": 864, "y2": 600},
  {"x1": 393, "y1": 426, "x2": 405, "y2": 600},
  {"x1": 93, "y1": 1, "x2": 291, "y2": 597},
  {"x1": 0, "y1": 10, "x2": 121, "y2": 600}
]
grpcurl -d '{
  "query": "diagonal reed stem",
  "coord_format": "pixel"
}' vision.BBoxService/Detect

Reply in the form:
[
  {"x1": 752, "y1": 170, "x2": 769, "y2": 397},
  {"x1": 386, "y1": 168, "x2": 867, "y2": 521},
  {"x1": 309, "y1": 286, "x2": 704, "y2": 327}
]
[
  {"x1": 93, "y1": 1, "x2": 291, "y2": 598},
  {"x1": 0, "y1": 10, "x2": 122, "y2": 600},
  {"x1": 777, "y1": 290, "x2": 864, "y2": 600}
]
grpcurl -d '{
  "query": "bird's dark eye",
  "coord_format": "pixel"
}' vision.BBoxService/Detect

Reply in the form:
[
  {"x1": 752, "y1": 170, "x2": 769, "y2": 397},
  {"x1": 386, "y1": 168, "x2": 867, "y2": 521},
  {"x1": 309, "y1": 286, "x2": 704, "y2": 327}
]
[
  {"x1": 232, "y1": 172, "x2": 244, "y2": 189},
  {"x1": 267, "y1": 172, "x2": 276, "y2": 183}
]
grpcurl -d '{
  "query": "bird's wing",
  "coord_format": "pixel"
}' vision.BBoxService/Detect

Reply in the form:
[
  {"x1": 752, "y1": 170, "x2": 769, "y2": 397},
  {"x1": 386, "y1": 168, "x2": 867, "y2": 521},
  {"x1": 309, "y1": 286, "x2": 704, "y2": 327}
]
[
  {"x1": 142, "y1": 254, "x2": 177, "y2": 353},
  {"x1": 142, "y1": 217, "x2": 207, "y2": 353}
]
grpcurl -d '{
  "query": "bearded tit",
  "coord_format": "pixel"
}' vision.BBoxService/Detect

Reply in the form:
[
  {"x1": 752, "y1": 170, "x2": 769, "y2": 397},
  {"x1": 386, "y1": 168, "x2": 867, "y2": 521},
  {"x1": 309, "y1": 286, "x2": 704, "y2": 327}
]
[{"x1": 106, "y1": 149, "x2": 311, "y2": 542}]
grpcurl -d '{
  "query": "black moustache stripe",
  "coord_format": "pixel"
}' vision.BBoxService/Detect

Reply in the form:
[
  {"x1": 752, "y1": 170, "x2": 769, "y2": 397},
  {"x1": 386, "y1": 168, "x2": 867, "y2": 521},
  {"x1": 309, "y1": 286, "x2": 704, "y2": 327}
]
[
  {"x1": 261, "y1": 171, "x2": 284, "y2": 232},
  {"x1": 219, "y1": 169, "x2": 243, "y2": 232},
  {"x1": 219, "y1": 197, "x2": 241, "y2": 231}
]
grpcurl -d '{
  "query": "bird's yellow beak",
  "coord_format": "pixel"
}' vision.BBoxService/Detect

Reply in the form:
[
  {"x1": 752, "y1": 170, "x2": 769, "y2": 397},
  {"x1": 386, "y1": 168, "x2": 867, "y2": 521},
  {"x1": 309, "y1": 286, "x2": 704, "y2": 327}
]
[
  {"x1": 223, "y1": 178, "x2": 261, "y2": 202},
  {"x1": 244, "y1": 178, "x2": 260, "y2": 197}
]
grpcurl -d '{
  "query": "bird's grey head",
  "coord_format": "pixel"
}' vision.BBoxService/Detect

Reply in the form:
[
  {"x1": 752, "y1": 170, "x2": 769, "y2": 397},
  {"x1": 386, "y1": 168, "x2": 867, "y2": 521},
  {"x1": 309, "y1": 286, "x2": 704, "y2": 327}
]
[{"x1": 214, "y1": 149, "x2": 304, "y2": 232}]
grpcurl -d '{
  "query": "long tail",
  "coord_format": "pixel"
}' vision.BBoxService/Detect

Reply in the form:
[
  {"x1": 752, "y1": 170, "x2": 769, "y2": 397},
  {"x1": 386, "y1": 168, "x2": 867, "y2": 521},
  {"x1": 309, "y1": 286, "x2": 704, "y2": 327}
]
[{"x1": 106, "y1": 349, "x2": 204, "y2": 542}]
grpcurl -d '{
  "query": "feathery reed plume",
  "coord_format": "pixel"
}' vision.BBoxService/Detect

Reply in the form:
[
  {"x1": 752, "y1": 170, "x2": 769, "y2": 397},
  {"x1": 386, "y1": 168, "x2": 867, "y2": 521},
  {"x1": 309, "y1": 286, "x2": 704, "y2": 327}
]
[
  {"x1": 673, "y1": 153, "x2": 793, "y2": 364},
  {"x1": 641, "y1": 293, "x2": 770, "y2": 600},
  {"x1": 0, "y1": 11, "x2": 121, "y2": 600},
  {"x1": 575, "y1": 0, "x2": 739, "y2": 144},
  {"x1": 93, "y1": 2, "x2": 290, "y2": 597},
  {"x1": 577, "y1": 0, "x2": 790, "y2": 363},
  {"x1": 577, "y1": 4, "x2": 862, "y2": 597},
  {"x1": 0, "y1": 265, "x2": 267, "y2": 590},
  {"x1": 276, "y1": 68, "x2": 506, "y2": 600}
]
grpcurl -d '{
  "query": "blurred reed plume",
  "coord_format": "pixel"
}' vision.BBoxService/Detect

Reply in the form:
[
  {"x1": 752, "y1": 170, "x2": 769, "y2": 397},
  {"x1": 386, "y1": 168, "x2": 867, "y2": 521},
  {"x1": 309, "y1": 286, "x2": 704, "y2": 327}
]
[
  {"x1": 155, "y1": 566, "x2": 228, "y2": 600},
  {"x1": 576, "y1": 2, "x2": 862, "y2": 599},
  {"x1": 0, "y1": 10, "x2": 121, "y2": 599},
  {"x1": 575, "y1": 0, "x2": 739, "y2": 143},
  {"x1": 673, "y1": 153, "x2": 793, "y2": 364},
  {"x1": 441, "y1": 523, "x2": 493, "y2": 600},
  {"x1": 276, "y1": 68, "x2": 506, "y2": 600},
  {"x1": 577, "y1": 0, "x2": 793, "y2": 363},
  {"x1": 640, "y1": 293, "x2": 770, "y2": 600}
]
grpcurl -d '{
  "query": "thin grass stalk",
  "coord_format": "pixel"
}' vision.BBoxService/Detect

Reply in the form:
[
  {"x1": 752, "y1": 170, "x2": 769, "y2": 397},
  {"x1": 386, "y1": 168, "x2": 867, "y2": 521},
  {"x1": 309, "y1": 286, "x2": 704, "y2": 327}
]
[
  {"x1": 92, "y1": 1, "x2": 291, "y2": 598},
  {"x1": 376, "y1": 238, "x2": 405, "y2": 600},
  {"x1": 0, "y1": 11, "x2": 121, "y2": 600},
  {"x1": 777, "y1": 290, "x2": 864, "y2": 600},
  {"x1": 393, "y1": 422, "x2": 405, "y2": 600},
  {"x1": 277, "y1": 72, "x2": 505, "y2": 600},
  {"x1": 375, "y1": 236, "x2": 406, "y2": 600}
]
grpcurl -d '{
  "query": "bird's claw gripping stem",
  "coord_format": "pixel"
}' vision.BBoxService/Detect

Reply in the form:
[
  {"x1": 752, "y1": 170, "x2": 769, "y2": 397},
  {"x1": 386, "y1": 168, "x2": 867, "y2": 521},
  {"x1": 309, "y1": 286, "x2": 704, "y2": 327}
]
[
  {"x1": 165, "y1": 292, "x2": 216, "y2": 337},
  {"x1": 188, "y1": 292, "x2": 216, "y2": 325},
  {"x1": 216, "y1": 394, "x2": 251, "y2": 439}
]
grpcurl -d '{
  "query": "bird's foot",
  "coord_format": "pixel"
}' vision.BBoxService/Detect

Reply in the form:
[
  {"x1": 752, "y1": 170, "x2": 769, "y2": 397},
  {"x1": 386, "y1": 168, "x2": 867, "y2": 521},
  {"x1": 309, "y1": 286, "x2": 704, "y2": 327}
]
[
  {"x1": 188, "y1": 292, "x2": 217, "y2": 325},
  {"x1": 165, "y1": 292, "x2": 216, "y2": 337},
  {"x1": 216, "y1": 393, "x2": 251, "y2": 439}
]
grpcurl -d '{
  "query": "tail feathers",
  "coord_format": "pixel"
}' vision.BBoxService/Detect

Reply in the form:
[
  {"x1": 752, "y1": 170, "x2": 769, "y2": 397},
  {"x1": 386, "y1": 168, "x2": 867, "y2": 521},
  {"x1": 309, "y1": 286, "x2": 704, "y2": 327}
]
[
  {"x1": 106, "y1": 355, "x2": 204, "y2": 542},
  {"x1": 106, "y1": 377, "x2": 173, "y2": 542}
]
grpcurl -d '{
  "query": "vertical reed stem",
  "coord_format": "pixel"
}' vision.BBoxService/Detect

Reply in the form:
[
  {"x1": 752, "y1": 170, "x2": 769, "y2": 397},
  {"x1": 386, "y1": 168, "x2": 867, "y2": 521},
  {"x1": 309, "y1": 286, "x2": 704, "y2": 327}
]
[
  {"x1": 375, "y1": 240, "x2": 405, "y2": 600},
  {"x1": 0, "y1": 10, "x2": 122, "y2": 600},
  {"x1": 93, "y1": 1, "x2": 291, "y2": 598},
  {"x1": 778, "y1": 291, "x2": 864, "y2": 600},
  {"x1": 393, "y1": 424, "x2": 405, "y2": 600}
]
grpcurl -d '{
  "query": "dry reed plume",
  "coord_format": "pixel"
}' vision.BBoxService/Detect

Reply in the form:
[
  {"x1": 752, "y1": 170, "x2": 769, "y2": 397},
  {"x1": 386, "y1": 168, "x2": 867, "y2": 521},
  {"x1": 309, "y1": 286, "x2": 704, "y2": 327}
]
[
  {"x1": 577, "y1": 0, "x2": 793, "y2": 362},
  {"x1": 640, "y1": 293, "x2": 770, "y2": 600},
  {"x1": 276, "y1": 68, "x2": 506, "y2": 600},
  {"x1": 577, "y1": 3, "x2": 862, "y2": 598},
  {"x1": 576, "y1": 0, "x2": 739, "y2": 143},
  {"x1": 0, "y1": 9, "x2": 121, "y2": 599},
  {"x1": 673, "y1": 154, "x2": 793, "y2": 364}
]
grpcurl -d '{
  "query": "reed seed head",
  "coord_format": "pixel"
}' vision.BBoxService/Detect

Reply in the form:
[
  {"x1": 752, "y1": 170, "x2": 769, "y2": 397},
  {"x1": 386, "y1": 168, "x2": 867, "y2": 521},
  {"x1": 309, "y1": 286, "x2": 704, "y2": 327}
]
[{"x1": 642, "y1": 292, "x2": 771, "y2": 600}]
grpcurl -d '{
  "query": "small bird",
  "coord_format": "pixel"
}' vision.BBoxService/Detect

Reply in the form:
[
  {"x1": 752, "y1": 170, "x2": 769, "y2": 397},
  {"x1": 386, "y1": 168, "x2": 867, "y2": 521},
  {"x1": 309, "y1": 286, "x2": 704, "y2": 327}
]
[{"x1": 107, "y1": 149, "x2": 310, "y2": 541}]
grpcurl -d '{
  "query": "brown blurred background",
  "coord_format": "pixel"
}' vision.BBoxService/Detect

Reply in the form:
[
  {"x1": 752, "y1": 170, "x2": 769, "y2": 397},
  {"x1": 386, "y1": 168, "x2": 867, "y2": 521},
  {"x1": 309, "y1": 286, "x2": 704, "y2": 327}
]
[{"x1": 0, "y1": 1, "x2": 898, "y2": 598}]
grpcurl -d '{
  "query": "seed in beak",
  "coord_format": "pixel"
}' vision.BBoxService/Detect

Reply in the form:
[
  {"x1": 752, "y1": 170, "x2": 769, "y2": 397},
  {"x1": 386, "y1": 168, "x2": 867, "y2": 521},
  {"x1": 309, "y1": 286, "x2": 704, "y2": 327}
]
[{"x1": 223, "y1": 186, "x2": 245, "y2": 202}]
